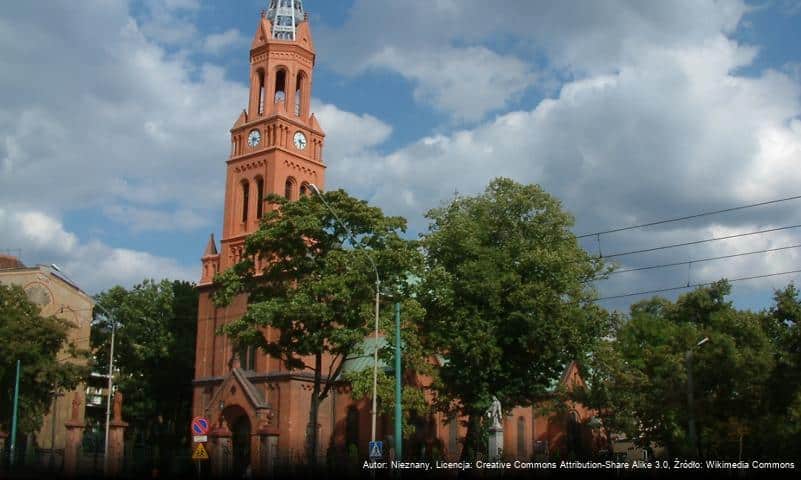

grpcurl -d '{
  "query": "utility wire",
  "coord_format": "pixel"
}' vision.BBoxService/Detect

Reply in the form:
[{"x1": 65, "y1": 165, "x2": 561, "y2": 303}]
[
  {"x1": 595, "y1": 268, "x2": 801, "y2": 301},
  {"x1": 599, "y1": 243, "x2": 801, "y2": 277},
  {"x1": 577, "y1": 194, "x2": 801, "y2": 239},
  {"x1": 597, "y1": 223, "x2": 801, "y2": 260}
]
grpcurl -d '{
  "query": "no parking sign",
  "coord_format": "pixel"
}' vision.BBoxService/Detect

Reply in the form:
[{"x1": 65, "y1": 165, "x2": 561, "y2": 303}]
[{"x1": 191, "y1": 416, "x2": 209, "y2": 437}]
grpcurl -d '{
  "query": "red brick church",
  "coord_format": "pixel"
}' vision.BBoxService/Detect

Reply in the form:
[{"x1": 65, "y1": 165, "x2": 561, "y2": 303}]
[{"x1": 191, "y1": 2, "x2": 607, "y2": 476}]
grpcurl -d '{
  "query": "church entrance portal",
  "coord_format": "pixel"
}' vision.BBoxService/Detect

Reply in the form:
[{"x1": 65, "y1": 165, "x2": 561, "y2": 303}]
[{"x1": 223, "y1": 407, "x2": 251, "y2": 478}]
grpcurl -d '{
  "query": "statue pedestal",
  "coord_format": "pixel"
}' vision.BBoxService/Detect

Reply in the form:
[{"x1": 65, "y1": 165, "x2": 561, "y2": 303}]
[
  {"x1": 488, "y1": 426, "x2": 503, "y2": 460},
  {"x1": 107, "y1": 419, "x2": 128, "y2": 477},
  {"x1": 63, "y1": 420, "x2": 84, "y2": 477}
]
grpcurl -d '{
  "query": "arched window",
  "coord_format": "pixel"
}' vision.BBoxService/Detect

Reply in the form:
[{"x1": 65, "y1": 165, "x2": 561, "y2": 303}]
[
  {"x1": 285, "y1": 177, "x2": 296, "y2": 200},
  {"x1": 274, "y1": 69, "x2": 286, "y2": 103},
  {"x1": 241, "y1": 180, "x2": 250, "y2": 223},
  {"x1": 257, "y1": 70, "x2": 266, "y2": 115},
  {"x1": 299, "y1": 182, "x2": 309, "y2": 197},
  {"x1": 256, "y1": 177, "x2": 265, "y2": 219},
  {"x1": 346, "y1": 407, "x2": 359, "y2": 451},
  {"x1": 295, "y1": 71, "x2": 306, "y2": 116},
  {"x1": 517, "y1": 417, "x2": 526, "y2": 457}
]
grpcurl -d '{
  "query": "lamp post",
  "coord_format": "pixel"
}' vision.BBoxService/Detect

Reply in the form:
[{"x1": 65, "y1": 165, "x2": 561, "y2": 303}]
[
  {"x1": 686, "y1": 336, "x2": 709, "y2": 458},
  {"x1": 49, "y1": 265, "x2": 116, "y2": 476},
  {"x1": 308, "y1": 184, "x2": 383, "y2": 446}
]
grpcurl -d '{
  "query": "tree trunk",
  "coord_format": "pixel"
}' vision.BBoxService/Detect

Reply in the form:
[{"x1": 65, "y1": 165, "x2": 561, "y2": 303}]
[
  {"x1": 460, "y1": 413, "x2": 481, "y2": 461},
  {"x1": 307, "y1": 352, "x2": 323, "y2": 467}
]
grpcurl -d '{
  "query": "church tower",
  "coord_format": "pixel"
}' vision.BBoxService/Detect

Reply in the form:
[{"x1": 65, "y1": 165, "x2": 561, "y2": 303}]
[
  {"x1": 192, "y1": 4, "x2": 332, "y2": 475},
  {"x1": 200, "y1": 0, "x2": 325, "y2": 287}
]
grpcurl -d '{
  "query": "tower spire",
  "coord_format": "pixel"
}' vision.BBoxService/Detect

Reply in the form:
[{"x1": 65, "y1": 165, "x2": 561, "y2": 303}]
[{"x1": 266, "y1": 0, "x2": 306, "y2": 40}]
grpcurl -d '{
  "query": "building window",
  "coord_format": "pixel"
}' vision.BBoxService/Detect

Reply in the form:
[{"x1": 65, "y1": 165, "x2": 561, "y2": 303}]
[
  {"x1": 241, "y1": 181, "x2": 250, "y2": 223},
  {"x1": 285, "y1": 177, "x2": 296, "y2": 200},
  {"x1": 299, "y1": 182, "x2": 309, "y2": 197},
  {"x1": 256, "y1": 177, "x2": 265, "y2": 219},
  {"x1": 257, "y1": 70, "x2": 265, "y2": 115},
  {"x1": 238, "y1": 345, "x2": 256, "y2": 371},
  {"x1": 274, "y1": 70, "x2": 286, "y2": 103},
  {"x1": 517, "y1": 417, "x2": 526, "y2": 457},
  {"x1": 295, "y1": 72, "x2": 306, "y2": 116}
]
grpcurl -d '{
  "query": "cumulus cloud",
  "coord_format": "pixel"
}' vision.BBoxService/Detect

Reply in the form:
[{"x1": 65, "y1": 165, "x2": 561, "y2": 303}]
[
  {"x1": 0, "y1": 1, "x2": 246, "y2": 229},
  {"x1": 317, "y1": 0, "x2": 750, "y2": 122},
  {"x1": 321, "y1": 22, "x2": 801, "y2": 304},
  {"x1": 203, "y1": 29, "x2": 246, "y2": 55},
  {"x1": 0, "y1": 208, "x2": 195, "y2": 293}
]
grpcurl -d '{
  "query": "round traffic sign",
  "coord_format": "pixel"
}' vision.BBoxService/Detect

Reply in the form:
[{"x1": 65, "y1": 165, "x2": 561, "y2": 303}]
[{"x1": 191, "y1": 416, "x2": 209, "y2": 436}]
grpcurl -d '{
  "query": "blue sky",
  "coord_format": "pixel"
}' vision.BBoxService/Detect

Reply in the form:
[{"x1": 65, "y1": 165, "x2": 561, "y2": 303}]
[{"x1": 2, "y1": 0, "x2": 801, "y2": 313}]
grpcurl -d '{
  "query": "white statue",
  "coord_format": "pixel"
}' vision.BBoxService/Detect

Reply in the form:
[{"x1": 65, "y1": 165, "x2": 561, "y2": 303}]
[{"x1": 486, "y1": 396, "x2": 503, "y2": 430}]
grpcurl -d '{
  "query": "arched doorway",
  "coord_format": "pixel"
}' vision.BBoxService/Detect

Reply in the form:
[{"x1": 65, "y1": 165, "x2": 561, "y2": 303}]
[
  {"x1": 222, "y1": 406, "x2": 251, "y2": 478},
  {"x1": 566, "y1": 411, "x2": 584, "y2": 458},
  {"x1": 232, "y1": 415, "x2": 251, "y2": 477}
]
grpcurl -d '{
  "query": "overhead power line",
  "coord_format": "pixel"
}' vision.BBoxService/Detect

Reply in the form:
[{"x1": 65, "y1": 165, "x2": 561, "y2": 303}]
[
  {"x1": 595, "y1": 268, "x2": 801, "y2": 301},
  {"x1": 601, "y1": 243, "x2": 801, "y2": 276},
  {"x1": 577, "y1": 194, "x2": 801, "y2": 239},
  {"x1": 598, "y1": 223, "x2": 801, "y2": 260}
]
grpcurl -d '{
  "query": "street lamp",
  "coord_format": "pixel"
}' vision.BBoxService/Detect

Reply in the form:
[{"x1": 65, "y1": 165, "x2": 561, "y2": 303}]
[
  {"x1": 686, "y1": 336, "x2": 709, "y2": 458},
  {"x1": 49, "y1": 264, "x2": 116, "y2": 476},
  {"x1": 308, "y1": 184, "x2": 383, "y2": 446}
]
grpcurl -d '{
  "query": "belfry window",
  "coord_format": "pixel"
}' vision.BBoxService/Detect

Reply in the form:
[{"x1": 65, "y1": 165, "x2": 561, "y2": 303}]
[
  {"x1": 241, "y1": 180, "x2": 250, "y2": 223},
  {"x1": 274, "y1": 70, "x2": 286, "y2": 103},
  {"x1": 295, "y1": 72, "x2": 305, "y2": 116},
  {"x1": 256, "y1": 177, "x2": 265, "y2": 219},
  {"x1": 257, "y1": 70, "x2": 265, "y2": 115}
]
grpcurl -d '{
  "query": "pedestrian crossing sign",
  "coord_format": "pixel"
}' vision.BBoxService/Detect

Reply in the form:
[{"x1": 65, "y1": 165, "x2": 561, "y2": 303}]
[
  {"x1": 369, "y1": 441, "x2": 383, "y2": 459},
  {"x1": 192, "y1": 442, "x2": 209, "y2": 461}
]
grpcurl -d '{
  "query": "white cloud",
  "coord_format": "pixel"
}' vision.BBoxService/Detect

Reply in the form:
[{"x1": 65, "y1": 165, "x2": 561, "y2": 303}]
[
  {"x1": 0, "y1": 208, "x2": 195, "y2": 293},
  {"x1": 323, "y1": 30, "x2": 801, "y2": 301},
  {"x1": 203, "y1": 29, "x2": 246, "y2": 55},
  {"x1": 318, "y1": 0, "x2": 750, "y2": 122},
  {"x1": 369, "y1": 46, "x2": 536, "y2": 122},
  {"x1": 0, "y1": 1, "x2": 246, "y2": 230}
]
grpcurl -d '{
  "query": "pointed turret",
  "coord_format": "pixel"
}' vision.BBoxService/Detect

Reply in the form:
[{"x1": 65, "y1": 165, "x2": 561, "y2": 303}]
[
  {"x1": 203, "y1": 233, "x2": 218, "y2": 256},
  {"x1": 232, "y1": 110, "x2": 248, "y2": 130},
  {"x1": 251, "y1": 12, "x2": 272, "y2": 49}
]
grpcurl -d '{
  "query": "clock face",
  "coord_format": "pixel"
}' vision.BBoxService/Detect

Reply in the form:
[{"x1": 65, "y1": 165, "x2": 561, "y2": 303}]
[
  {"x1": 293, "y1": 131, "x2": 307, "y2": 150},
  {"x1": 248, "y1": 129, "x2": 261, "y2": 147}
]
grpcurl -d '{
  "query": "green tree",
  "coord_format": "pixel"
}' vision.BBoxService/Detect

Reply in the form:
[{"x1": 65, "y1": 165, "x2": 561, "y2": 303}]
[
  {"x1": 93, "y1": 279, "x2": 197, "y2": 470},
  {"x1": 215, "y1": 190, "x2": 422, "y2": 463},
  {"x1": 581, "y1": 281, "x2": 777, "y2": 458},
  {"x1": 0, "y1": 284, "x2": 88, "y2": 437},
  {"x1": 343, "y1": 297, "x2": 434, "y2": 444},
  {"x1": 757, "y1": 284, "x2": 801, "y2": 459},
  {"x1": 419, "y1": 178, "x2": 608, "y2": 459}
]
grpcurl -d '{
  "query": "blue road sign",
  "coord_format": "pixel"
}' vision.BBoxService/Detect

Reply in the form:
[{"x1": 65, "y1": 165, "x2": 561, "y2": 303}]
[{"x1": 369, "y1": 441, "x2": 383, "y2": 459}]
